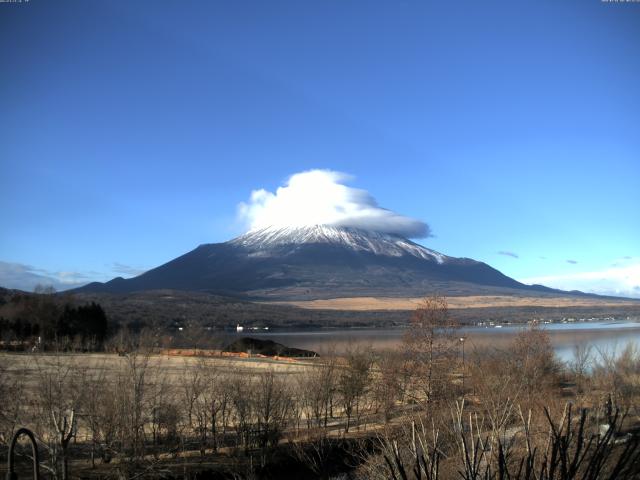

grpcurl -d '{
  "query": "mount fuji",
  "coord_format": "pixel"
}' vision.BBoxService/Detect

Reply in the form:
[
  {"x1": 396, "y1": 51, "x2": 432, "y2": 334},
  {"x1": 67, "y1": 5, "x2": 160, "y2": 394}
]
[{"x1": 77, "y1": 225, "x2": 560, "y2": 299}]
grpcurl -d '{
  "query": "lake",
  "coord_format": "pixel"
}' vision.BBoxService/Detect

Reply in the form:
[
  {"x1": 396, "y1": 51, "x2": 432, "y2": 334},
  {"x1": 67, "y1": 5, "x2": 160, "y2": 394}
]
[{"x1": 232, "y1": 320, "x2": 640, "y2": 364}]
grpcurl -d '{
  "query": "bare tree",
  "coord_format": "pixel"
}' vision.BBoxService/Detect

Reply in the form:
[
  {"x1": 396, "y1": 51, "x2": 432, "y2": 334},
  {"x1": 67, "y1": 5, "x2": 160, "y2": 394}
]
[
  {"x1": 253, "y1": 369, "x2": 292, "y2": 467},
  {"x1": 94, "y1": 349, "x2": 156, "y2": 478},
  {"x1": 126, "y1": 352, "x2": 151, "y2": 461},
  {"x1": 229, "y1": 374, "x2": 254, "y2": 453},
  {"x1": 79, "y1": 362, "x2": 109, "y2": 468},
  {"x1": 33, "y1": 353, "x2": 85, "y2": 480},
  {"x1": 180, "y1": 358, "x2": 208, "y2": 454},
  {"x1": 207, "y1": 370, "x2": 233, "y2": 451},
  {"x1": 508, "y1": 326, "x2": 558, "y2": 406},
  {"x1": 338, "y1": 346, "x2": 372, "y2": 433},
  {"x1": 298, "y1": 355, "x2": 337, "y2": 430},
  {"x1": 291, "y1": 432, "x2": 340, "y2": 480},
  {"x1": 147, "y1": 364, "x2": 176, "y2": 456},
  {"x1": 403, "y1": 295, "x2": 459, "y2": 407},
  {"x1": 0, "y1": 360, "x2": 29, "y2": 457},
  {"x1": 570, "y1": 342, "x2": 593, "y2": 395},
  {"x1": 372, "y1": 351, "x2": 409, "y2": 423},
  {"x1": 592, "y1": 343, "x2": 640, "y2": 411},
  {"x1": 468, "y1": 348, "x2": 521, "y2": 454},
  {"x1": 370, "y1": 419, "x2": 442, "y2": 480},
  {"x1": 370, "y1": 401, "x2": 640, "y2": 480}
]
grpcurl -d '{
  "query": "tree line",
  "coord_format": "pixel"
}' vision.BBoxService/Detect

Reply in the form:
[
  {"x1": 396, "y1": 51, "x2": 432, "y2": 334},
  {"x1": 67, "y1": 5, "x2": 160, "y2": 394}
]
[{"x1": 0, "y1": 287, "x2": 109, "y2": 350}]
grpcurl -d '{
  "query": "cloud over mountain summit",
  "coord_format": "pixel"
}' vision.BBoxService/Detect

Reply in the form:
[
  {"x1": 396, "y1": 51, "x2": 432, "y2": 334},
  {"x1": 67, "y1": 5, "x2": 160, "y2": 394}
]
[{"x1": 238, "y1": 169, "x2": 430, "y2": 238}]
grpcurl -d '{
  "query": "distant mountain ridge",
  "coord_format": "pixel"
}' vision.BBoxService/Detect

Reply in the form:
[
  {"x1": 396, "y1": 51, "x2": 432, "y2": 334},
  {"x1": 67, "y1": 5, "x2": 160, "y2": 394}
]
[{"x1": 76, "y1": 224, "x2": 573, "y2": 299}]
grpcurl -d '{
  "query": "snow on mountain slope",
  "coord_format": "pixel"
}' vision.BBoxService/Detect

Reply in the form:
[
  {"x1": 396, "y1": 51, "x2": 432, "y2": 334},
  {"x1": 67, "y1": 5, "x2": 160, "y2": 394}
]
[{"x1": 229, "y1": 224, "x2": 449, "y2": 263}]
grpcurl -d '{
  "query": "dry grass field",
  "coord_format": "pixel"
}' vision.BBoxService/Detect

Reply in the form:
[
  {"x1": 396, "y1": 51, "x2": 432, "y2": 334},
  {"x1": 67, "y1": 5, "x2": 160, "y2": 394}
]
[
  {"x1": 269, "y1": 294, "x2": 640, "y2": 311},
  {"x1": 2, "y1": 324, "x2": 640, "y2": 480},
  {"x1": 0, "y1": 351, "x2": 312, "y2": 386}
]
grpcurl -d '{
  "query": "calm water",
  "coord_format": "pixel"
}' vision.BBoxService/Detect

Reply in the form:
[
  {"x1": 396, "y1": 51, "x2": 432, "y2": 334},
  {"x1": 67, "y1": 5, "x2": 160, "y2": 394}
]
[{"x1": 233, "y1": 320, "x2": 640, "y2": 364}]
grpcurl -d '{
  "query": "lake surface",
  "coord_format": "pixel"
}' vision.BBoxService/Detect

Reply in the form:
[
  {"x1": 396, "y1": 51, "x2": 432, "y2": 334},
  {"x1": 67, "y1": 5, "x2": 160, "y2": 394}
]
[{"x1": 232, "y1": 320, "x2": 640, "y2": 364}]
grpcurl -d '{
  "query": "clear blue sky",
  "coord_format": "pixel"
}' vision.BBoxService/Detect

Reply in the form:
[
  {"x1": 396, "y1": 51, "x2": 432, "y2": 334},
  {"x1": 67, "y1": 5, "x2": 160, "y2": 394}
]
[{"x1": 1, "y1": 1, "x2": 639, "y2": 296}]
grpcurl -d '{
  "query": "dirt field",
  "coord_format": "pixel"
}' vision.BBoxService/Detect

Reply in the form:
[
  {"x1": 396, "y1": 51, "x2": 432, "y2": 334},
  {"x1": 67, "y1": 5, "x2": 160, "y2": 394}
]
[{"x1": 269, "y1": 294, "x2": 640, "y2": 311}]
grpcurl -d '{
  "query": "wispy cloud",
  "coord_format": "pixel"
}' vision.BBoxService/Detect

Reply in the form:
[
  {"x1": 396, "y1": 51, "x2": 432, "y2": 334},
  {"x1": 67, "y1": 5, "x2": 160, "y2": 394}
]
[
  {"x1": 0, "y1": 259, "x2": 147, "y2": 292},
  {"x1": 566, "y1": 259, "x2": 578, "y2": 264},
  {"x1": 520, "y1": 258, "x2": 640, "y2": 298},
  {"x1": 498, "y1": 251, "x2": 519, "y2": 259},
  {"x1": 0, "y1": 261, "x2": 91, "y2": 292},
  {"x1": 612, "y1": 256, "x2": 636, "y2": 268},
  {"x1": 111, "y1": 262, "x2": 147, "y2": 277}
]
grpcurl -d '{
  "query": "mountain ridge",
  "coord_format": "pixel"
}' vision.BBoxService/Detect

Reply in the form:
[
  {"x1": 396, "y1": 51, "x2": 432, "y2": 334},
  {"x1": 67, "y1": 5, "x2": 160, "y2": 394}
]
[{"x1": 74, "y1": 225, "x2": 591, "y2": 300}]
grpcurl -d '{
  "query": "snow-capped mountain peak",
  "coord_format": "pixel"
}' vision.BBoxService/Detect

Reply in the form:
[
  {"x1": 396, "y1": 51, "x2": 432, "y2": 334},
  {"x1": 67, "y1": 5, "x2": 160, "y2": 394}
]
[
  {"x1": 75, "y1": 223, "x2": 543, "y2": 298},
  {"x1": 228, "y1": 224, "x2": 448, "y2": 263}
]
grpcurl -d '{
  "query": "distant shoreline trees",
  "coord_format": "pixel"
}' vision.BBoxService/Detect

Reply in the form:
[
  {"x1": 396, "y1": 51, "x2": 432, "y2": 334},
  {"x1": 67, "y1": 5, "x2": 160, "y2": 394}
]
[{"x1": 0, "y1": 287, "x2": 109, "y2": 350}]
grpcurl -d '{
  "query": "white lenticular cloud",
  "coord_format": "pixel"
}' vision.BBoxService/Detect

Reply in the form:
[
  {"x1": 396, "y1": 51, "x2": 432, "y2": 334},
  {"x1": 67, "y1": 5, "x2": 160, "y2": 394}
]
[{"x1": 238, "y1": 169, "x2": 431, "y2": 238}]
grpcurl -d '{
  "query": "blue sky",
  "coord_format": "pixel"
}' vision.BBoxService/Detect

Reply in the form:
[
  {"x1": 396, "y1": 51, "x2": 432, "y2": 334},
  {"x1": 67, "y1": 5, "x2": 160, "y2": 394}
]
[{"x1": 1, "y1": 1, "x2": 639, "y2": 297}]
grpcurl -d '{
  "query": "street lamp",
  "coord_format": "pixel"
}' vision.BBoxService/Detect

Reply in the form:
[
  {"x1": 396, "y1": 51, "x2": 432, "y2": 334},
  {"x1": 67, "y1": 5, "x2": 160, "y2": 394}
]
[{"x1": 459, "y1": 336, "x2": 466, "y2": 395}]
